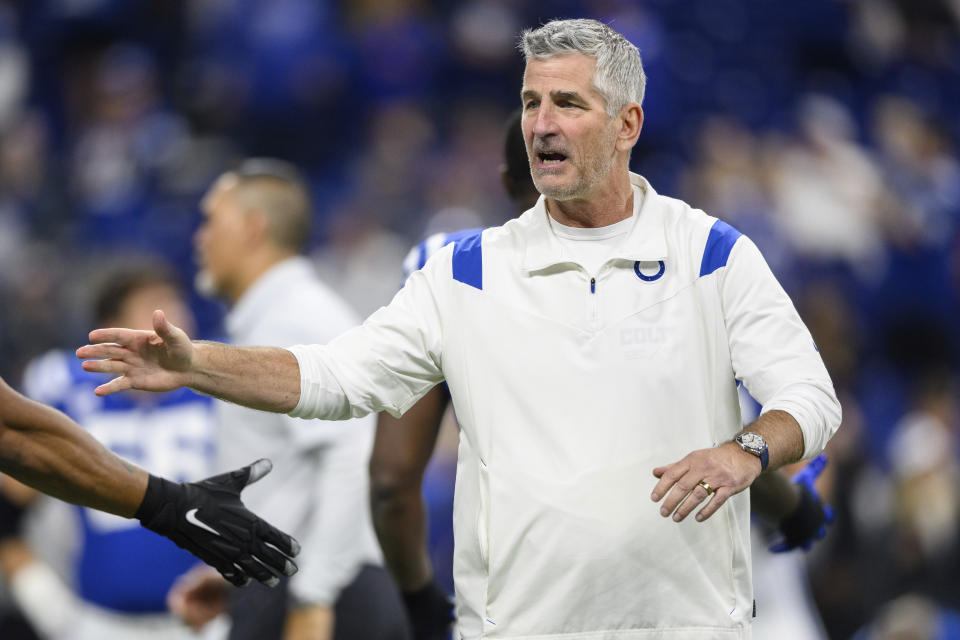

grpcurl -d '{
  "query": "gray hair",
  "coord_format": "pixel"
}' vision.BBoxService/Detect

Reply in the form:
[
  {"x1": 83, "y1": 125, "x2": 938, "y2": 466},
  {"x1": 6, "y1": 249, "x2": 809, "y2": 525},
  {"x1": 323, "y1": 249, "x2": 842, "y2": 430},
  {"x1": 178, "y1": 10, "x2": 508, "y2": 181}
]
[{"x1": 520, "y1": 19, "x2": 646, "y2": 117}]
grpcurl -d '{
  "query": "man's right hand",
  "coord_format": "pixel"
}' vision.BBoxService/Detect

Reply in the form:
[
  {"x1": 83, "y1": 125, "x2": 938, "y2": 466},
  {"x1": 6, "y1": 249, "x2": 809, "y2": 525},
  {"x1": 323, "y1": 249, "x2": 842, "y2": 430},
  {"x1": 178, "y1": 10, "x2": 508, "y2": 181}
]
[
  {"x1": 136, "y1": 459, "x2": 300, "y2": 588},
  {"x1": 77, "y1": 309, "x2": 195, "y2": 396}
]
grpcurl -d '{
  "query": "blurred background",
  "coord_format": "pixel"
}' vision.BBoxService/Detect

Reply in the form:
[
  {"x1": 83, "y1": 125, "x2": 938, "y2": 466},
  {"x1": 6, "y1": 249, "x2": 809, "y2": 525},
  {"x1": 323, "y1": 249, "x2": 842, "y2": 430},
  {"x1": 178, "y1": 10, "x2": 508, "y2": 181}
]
[{"x1": 0, "y1": 0, "x2": 957, "y2": 638}]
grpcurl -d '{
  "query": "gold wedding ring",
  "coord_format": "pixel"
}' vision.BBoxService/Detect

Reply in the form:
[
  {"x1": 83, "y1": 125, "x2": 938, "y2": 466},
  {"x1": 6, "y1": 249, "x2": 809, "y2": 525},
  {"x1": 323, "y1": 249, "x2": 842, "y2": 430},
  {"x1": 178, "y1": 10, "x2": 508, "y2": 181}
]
[{"x1": 698, "y1": 481, "x2": 714, "y2": 495}]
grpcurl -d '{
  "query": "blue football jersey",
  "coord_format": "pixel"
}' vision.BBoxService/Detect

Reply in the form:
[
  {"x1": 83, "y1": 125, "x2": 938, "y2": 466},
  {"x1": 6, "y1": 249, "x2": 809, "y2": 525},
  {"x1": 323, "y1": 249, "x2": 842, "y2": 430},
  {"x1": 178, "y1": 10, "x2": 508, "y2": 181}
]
[{"x1": 23, "y1": 351, "x2": 217, "y2": 613}]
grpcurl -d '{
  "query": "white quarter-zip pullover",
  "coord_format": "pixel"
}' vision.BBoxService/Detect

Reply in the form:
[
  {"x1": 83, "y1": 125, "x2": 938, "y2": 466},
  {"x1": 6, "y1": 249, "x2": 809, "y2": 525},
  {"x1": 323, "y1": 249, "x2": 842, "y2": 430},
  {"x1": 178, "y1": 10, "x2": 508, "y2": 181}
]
[{"x1": 288, "y1": 174, "x2": 841, "y2": 639}]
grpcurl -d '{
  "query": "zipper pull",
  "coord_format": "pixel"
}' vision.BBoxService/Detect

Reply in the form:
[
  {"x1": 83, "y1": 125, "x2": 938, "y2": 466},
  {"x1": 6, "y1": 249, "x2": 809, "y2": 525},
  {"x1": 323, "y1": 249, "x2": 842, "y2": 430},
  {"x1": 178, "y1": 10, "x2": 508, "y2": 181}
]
[{"x1": 590, "y1": 277, "x2": 596, "y2": 294}]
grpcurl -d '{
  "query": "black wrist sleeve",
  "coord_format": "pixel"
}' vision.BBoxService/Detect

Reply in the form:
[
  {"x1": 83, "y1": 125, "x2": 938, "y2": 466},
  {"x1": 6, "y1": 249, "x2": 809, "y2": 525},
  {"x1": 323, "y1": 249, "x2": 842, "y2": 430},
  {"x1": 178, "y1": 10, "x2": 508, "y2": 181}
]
[
  {"x1": 778, "y1": 484, "x2": 827, "y2": 549},
  {"x1": 403, "y1": 580, "x2": 455, "y2": 640}
]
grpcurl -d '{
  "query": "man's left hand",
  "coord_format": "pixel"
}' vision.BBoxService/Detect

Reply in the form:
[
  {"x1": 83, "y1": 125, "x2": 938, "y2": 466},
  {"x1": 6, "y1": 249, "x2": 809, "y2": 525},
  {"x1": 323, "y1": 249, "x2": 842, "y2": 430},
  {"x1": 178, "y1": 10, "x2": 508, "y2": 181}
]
[{"x1": 651, "y1": 442, "x2": 762, "y2": 523}]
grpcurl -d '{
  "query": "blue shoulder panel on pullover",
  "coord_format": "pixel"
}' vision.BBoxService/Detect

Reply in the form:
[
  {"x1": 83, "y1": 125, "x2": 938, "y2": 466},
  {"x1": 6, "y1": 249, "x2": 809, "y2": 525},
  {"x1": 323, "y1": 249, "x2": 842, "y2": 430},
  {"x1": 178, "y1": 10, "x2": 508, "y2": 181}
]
[
  {"x1": 452, "y1": 229, "x2": 484, "y2": 290},
  {"x1": 699, "y1": 219, "x2": 743, "y2": 277}
]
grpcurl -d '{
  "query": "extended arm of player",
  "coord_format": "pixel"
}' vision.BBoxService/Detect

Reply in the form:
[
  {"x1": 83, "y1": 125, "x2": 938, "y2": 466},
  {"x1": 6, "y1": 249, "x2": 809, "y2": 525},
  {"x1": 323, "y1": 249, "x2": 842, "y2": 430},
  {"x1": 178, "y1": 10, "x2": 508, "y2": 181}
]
[
  {"x1": 0, "y1": 376, "x2": 299, "y2": 587},
  {"x1": 0, "y1": 376, "x2": 147, "y2": 515}
]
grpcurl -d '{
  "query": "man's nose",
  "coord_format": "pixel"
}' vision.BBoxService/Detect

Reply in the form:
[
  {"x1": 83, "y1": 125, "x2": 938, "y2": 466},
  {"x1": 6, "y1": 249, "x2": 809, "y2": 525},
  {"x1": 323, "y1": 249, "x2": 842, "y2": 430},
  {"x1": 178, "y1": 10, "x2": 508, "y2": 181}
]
[{"x1": 531, "y1": 105, "x2": 559, "y2": 138}]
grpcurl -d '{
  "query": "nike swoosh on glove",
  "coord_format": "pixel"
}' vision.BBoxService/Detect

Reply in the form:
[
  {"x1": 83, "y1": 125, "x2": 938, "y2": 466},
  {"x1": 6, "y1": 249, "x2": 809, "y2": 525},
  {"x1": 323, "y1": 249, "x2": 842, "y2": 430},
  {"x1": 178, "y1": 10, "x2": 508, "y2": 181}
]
[
  {"x1": 769, "y1": 453, "x2": 835, "y2": 553},
  {"x1": 134, "y1": 458, "x2": 300, "y2": 587}
]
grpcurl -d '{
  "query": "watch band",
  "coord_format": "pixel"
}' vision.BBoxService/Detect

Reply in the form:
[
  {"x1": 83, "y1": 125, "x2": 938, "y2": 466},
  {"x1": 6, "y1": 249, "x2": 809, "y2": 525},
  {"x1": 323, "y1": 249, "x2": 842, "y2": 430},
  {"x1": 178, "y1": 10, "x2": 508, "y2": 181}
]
[{"x1": 758, "y1": 447, "x2": 769, "y2": 472}]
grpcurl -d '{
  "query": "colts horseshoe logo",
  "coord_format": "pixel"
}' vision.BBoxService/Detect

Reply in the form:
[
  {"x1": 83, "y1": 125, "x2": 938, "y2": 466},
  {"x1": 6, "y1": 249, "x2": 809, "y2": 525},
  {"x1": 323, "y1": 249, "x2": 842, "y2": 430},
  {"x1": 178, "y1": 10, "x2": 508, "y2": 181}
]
[{"x1": 634, "y1": 260, "x2": 665, "y2": 282}]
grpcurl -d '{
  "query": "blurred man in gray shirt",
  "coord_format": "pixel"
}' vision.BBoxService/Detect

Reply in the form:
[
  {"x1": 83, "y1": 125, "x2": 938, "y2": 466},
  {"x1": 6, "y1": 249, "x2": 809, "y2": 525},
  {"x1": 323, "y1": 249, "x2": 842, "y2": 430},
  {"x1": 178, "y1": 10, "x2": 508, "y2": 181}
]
[{"x1": 169, "y1": 159, "x2": 408, "y2": 640}]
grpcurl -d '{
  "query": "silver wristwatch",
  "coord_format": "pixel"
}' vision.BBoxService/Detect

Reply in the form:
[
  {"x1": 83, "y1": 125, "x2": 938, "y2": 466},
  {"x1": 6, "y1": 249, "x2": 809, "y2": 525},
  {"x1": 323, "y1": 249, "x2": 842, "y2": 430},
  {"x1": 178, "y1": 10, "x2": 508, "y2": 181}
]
[{"x1": 734, "y1": 431, "x2": 769, "y2": 471}]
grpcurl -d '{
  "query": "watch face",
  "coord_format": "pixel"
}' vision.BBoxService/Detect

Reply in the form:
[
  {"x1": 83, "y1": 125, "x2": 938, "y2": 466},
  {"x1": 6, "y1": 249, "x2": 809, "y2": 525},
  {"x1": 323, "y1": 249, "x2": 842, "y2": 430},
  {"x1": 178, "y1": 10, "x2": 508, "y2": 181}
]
[{"x1": 737, "y1": 432, "x2": 766, "y2": 452}]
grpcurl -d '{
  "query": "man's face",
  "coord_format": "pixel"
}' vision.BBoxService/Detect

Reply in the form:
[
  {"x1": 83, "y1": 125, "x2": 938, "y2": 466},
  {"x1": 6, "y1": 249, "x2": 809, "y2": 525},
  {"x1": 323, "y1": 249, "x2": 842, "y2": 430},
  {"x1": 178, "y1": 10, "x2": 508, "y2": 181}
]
[
  {"x1": 521, "y1": 53, "x2": 620, "y2": 201},
  {"x1": 194, "y1": 175, "x2": 249, "y2": 299}
]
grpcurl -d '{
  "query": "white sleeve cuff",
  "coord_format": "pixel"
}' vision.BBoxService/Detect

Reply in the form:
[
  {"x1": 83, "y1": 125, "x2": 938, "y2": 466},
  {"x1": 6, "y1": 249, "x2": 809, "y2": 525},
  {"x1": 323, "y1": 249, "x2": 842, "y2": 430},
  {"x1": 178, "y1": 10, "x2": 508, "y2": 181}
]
[
  {"x1": 762, "y1": 382, "x2": 842, "y2": 460},
  {"x1": 286, "y1": 345, "x2": 354, "y2": 421}
]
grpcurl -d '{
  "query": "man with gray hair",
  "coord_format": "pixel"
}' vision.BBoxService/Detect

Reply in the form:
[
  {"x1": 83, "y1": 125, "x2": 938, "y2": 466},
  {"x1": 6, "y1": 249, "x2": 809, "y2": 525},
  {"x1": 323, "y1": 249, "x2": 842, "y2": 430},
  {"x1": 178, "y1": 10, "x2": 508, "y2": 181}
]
[{"x1": 80, "y1": 19, "x2": 841, "y2": 639}]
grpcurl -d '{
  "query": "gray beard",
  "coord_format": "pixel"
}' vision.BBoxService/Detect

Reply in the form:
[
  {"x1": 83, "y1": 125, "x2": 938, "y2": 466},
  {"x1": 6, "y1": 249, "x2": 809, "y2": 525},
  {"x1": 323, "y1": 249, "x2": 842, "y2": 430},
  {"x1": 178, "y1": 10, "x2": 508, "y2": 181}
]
[
  {"x1": 533, "y1": 152, "x2": 614, "y2": 201},
  {"x1": 536, "y1": 177, "x2": 588, "y2": 200}
]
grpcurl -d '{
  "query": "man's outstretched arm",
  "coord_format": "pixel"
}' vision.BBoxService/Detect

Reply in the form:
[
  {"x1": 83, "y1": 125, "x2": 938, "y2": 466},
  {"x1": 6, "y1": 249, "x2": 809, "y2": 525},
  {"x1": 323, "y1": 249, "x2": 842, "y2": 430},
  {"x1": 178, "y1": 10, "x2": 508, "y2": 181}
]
[
  {"x1": 0, "y1": 376, "x2": 299, "y2": 586},
  {"x1": 77, "y1": 309, "x2": 302, "y2": 412}
]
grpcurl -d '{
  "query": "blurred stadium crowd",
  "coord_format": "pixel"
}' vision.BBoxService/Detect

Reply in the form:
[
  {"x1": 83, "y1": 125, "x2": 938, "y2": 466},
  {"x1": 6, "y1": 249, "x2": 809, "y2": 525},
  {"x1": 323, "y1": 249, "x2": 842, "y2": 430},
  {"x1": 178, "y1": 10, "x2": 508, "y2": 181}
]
[{"x1": 0, "y1": 0, "x2": 958, "y2": 638}]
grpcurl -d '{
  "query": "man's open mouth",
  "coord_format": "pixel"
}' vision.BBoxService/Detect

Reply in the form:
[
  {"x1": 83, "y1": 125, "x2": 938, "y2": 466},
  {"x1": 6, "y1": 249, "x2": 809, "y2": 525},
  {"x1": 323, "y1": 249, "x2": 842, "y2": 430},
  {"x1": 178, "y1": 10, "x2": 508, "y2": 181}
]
[{"x1": 537, "y1": 151, "x2": 567, "y2": 167}]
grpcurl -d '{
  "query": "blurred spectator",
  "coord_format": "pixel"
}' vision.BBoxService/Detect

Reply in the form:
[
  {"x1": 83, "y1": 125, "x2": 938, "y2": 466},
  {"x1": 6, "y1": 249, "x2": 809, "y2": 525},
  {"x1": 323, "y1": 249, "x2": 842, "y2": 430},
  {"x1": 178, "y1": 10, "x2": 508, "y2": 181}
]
[
  {"x1": 852, "y1": 594, "x2": 960, "y2": 640},
  {"x1": 345, "y1": 0, "x2": 442, "y2": 103},
  {"x1": 871, "y1": 94, "x2": 960, "y2": 251},
  {"x1": 312, "y1": 198, "x2": 412, "y2": 318},
  {"x1": 0, "y1": 5, "x2": 26, "y2": 126},
  {"x1": 679, "y1": 116, "x2": 790, "y2": 273},
  {"x1": 767, "y1": 94, "x2": 890, "y2": 280},
  {"x1": 884, "y1": 374, "x2": 960, "y2": 607},
  {"x1": 69, "y1": 44, "x2": 191, "y2": 245}
]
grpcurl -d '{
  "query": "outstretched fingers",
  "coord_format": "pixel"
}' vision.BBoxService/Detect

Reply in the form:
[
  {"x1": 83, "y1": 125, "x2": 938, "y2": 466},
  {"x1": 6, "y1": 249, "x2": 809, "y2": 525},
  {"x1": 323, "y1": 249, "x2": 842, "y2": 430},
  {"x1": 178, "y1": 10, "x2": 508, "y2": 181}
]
[
  {"x1": 87, "y1": 327, "x2": 147, "y2": 346},
  {"x1": 252, "y1": 539, "x2": 296, "y2": 578},
  {"x1": 234, "y1": 555, "x2": 281, "y2": 588},
  {"x1": 93, "y1": 375, "x2": 134, "y2": 397},
  {"x1": 244, "y1": 459, "x2": 273, "y2": 487},
  {"x1": 260, "y1": 522, "x2": 301, "y2": 562},
  {"x1": 80, "y1": 357, "x2": 131, "y2": 376},
  {"x1": 76, "y1": 343, "x2": 133, "y2": 362}
]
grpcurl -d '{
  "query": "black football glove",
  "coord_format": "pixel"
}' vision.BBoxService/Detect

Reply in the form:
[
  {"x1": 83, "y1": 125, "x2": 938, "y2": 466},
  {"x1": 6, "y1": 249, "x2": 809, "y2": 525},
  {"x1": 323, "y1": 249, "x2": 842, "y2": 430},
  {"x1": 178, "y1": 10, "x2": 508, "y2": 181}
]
[
  {"x1": 135, "y1": 458, "x2": 300, "y2": 587},
  {"x1": 769, "y1": 453, "x2": 834, "y2": 553},
  {"x1": 403, "y1": 580, "x2": 455, "y2": 640}
]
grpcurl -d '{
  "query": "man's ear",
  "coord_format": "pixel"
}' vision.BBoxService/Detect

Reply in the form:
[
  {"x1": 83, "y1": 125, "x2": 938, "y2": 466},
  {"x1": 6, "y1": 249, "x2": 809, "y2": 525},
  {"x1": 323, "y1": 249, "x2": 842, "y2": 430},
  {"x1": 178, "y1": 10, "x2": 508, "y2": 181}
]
[{"x1": 615, "y1": 104, "x2": 643, "y2": 152}]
